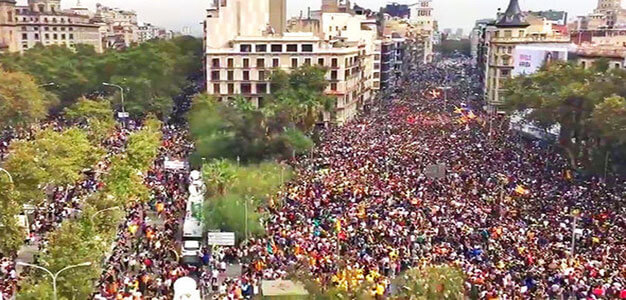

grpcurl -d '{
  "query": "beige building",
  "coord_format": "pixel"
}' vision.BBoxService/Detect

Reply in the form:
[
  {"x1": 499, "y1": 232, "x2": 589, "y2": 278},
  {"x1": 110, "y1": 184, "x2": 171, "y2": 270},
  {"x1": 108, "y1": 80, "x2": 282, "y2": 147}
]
[
  {"x1": 574, "y1": 44, "x2": 626, "y2": 69},
  {"x1": 485, "y1": 0, "x2": 570, "y2": 105},
  {"x1": 92, "y1": 4, "x2": 138, "y2": 49},
  {"x1": 409, "y1": 0, "x2": 434, "y2": 63},
  {"x1": 204, "y1": 0, "x2": 377, "y2": 125},
  {"x1": 572, "y1": 0, "x2": 626, "y2": 30},
  {"x1": 0, "y1": 0, "x2": 102, "y2": 54}
]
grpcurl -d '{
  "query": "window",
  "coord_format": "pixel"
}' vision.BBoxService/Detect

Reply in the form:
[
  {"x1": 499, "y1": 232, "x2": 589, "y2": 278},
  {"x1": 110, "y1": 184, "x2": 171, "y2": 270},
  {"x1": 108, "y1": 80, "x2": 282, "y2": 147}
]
[
  {"x1": 258, "y1": 70, "x2": 265, "y2": 81},
  {"x1": 304, "y1": 58, "x2": 311, "y2": 66},
  {"x1": 243, "y1": 58, "x2": 249, "y2": 68},
  {"x1": 518, "y1": 30, "x2": 524, "y2": 37},
  {"x1": 45, "y1": 27, "x2": 49, "y2": 31},
  {"x1": 211, "y1": 71, "x2": 220, "y2": 80},
  {"x1": 272, "y1": 58, "x2": 280, "y2": 68},
  {"x1": 227, "y1": 58, "x2": 234, "y2": 68},
  {"x1": 212, "y1": 58, "x2": 220, "y2": 68},
  {"x1": 318, "y1": 58, "x2": 324, "y2": 66},
  {"x1": 213, "y1": 84, "x2": 221, "y2": 94},
  {"x1": 256, "y1": 58, "x2": 265, "y2": 68},
  {"x1": 240, "y1": 44, "x2": 252, "y2": 52},
  {"x1": 504, "y1": 30, "x2": 512, "y2": 38},
  {"x1": 374, "y1": 63, "x2": 380, "y2": 70},
  {"x1": 243, "y1": 71, "x2": 250, "y2": 81},
  {"x1": 61, "y1": 34, "x2": 65, "y2": 39},
  {"x1": 291, "y1": 58, "x2": 298, "y2": 68},
  {"x1": 257, "y1": 83, "x2": 267, "y2": 94},
  {"x1": 228, "y1": 83, "x2": 234, "y2": 94},
  {"x1": 271, "y1": 44, "x2": 282, "y2": 52},
  {"x1": 69, "y1": 27, "x2": 73, "y2": 31},
  {"x1": 331, "y1": 58, "x2": 338, "y2": 68},
  {"x1": 345, "y1": 70, "x2": 350, "y2": 78},
  {"x1": 255, "y1": 44, "x2": 267, "y2": 52},
  {"x1": 501, "y1": 70, "x2": 510, "y2": 77},
  {"x1": 374, "y1": 54, "x2": 380, "y2": 60},
  {"x1": 34, "y1": 33, "x2": 39, "y2": 39},
  {"x1": 22, "y1": 33, "x2": 27, "y2": 40},
  {"x1": 60, "y1": 27, "x2": 65, "y2": 31},
  {"x1": 286, "y1": 44, "x2": 298, "y2": 52},
  {"x1": 44, "y1": 33, "x2": 49, "y2": 39},
  {"x1": 69, "y1": 34, "x2": 73, "y2": 40},
  {"x1": 241, "y1": 83, "x2": 251, "y2": 94},
  {"x1": 53, "y1": 33, "x2": 58, "y2": 39},
  {"x1": 330, "y1": 83, "x2": 337, "y2": 91},
  {"x1": 227, "y1": 71, "x2": 234, "y2": 81},
  {"x1": 374, "y1": 72, "x2": 380, "y2": 78},
  {"x1": 331, "y1": 70, "x2": 338, "y2": 80},
  {"x1": 302, "y1": 44, "x2": 313, "y2": 52}
]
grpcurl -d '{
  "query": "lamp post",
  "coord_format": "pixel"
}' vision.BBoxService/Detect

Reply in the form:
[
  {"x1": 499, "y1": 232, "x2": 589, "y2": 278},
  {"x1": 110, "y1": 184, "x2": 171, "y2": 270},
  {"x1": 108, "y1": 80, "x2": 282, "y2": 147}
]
[
  {"x1": 102, "y1": 82, "x2": 126, "y2": 114},
  {"x1": 570, "y1": 209, "x2": 581, "y2": 257},
  {"x1": 17, "y1": 261, "x2": 92, "y2": 300},
  {"x1": 0, "y1": 167, "x2": 12, "y2": 184},
  {"x1": 90, "y1": 206, "x2": 121, "y2": 226}
]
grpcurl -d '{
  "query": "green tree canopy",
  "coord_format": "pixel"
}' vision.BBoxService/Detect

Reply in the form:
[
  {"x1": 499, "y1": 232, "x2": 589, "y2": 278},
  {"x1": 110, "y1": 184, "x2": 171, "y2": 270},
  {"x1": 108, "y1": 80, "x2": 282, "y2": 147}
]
[
  {"x1": 0, "y1": 37, "x2": 202, "y2": 118},
  {"x1": 3, "y1": 127, "x2": 103, "y2": 205},
  {"x1": 0, "y1": 69, "x2": 58, "y2": 128},
  {"x1": 503, "y1": 61, "x2": 626, "y2": 175}
]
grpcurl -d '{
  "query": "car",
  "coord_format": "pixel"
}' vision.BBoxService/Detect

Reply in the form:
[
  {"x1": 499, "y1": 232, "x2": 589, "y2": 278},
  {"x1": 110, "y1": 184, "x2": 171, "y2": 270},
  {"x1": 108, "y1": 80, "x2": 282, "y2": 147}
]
[{"x1": 181, "y1": 240, "x2": 202, "y2": 257}]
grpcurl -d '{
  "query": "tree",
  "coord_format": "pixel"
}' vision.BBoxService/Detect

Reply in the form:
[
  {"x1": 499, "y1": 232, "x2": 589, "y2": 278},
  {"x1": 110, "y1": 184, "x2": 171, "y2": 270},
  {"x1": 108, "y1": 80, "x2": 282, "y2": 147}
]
[
  {"x1": 590, "y1": 95, "x2": 626, "y2": 175},
  {"x1": 0, "y1": 37, "x2": 203, "y2": 116},
  {"x1": 0, "y1": 69, "x2": 58, "y2": 128},
  {"x1": 202, "y1": 159, "x2": 237, "y2": 196},
  {"x1": 392, "y1": 265, "x2": 465, "y2": 299},
  {"x1": 503, "y1": 62, "x2": 626, "y2": 174},
  {"x1": 0, "y1": 178, "x2": 24, "y2": 255},
  {"x1": 64, "y1": 97, "x2": 116, "y2": 142},
  {"x1": 3, "y1": 128, "x2": 102, "y2": 205}
]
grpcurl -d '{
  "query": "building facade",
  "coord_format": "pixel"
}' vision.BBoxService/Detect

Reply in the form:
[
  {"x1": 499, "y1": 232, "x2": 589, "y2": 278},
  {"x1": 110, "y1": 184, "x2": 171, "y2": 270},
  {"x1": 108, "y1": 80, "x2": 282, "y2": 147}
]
[
  {"x1": 573, "y1": 44, "x2": 626, "y2": 69},
  {"x1": 0, "y1": 0, "x2": 102, "y2": 54},
  {"x1": 483, "y1": 0, "x2": 570, "y2": 105},
  {"x1": 572, "y1": 0, "x2": 626, "y2": 30},
  {"x1": 205, "y1": 0, "x2": 377, "y2": 125},
  {"x1": 409, "y1": 0, "x2": 434, "y2": 63}
]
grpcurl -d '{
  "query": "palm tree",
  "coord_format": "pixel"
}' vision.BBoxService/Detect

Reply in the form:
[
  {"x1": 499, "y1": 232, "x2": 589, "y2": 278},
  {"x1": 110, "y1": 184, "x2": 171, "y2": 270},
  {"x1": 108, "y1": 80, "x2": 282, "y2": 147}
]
[{"x1": 201, "y1": 159, "x2": 237, "y2": 196}]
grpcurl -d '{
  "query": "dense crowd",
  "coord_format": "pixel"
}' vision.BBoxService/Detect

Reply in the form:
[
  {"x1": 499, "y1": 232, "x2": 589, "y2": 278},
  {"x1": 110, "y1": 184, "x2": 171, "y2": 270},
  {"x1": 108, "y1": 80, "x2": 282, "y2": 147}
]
[
  {"x1": 210, "y1": 59, "x2": 626, "y2": 299},
  {"x1": 0, "y1": 121, "x2": 132, "y2": 299},
  {"x1": 95, "y1": 124, "x2": 196, "y2": 299}
]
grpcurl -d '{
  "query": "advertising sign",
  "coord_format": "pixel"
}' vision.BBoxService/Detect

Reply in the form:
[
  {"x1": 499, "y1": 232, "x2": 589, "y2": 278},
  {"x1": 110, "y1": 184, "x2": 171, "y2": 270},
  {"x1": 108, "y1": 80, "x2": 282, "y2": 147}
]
[
  {"x1": 207, "y1": 232, "x2": 236, "y2": 246},
  {"x1": 513, "y1": 45, "x2": 568, "y2": 76}
]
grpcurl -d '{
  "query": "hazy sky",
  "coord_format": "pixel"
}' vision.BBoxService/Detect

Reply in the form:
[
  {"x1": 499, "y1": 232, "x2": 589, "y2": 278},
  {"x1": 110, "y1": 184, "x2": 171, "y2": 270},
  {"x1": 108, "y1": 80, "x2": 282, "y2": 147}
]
[{"x1": 23, "y1": 0, "x2": 610, "y2": 36}]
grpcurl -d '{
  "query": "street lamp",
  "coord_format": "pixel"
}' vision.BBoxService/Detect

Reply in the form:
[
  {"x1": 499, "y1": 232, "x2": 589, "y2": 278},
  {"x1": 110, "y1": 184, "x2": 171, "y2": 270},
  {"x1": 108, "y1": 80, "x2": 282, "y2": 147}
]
[
  {"x1": 90, "y1": 206, "x2": 121, "y2": 226},
  {"x1": 17, "y1": 261, "x2": 92, "y2": 300},
  {"x1": 102, "y1": 82, "x2": 126, "y2": 114},
  {"x1": 0, "y1": 167, "x2": 12, "y2": 184},
  {"x1": 438, "y1": 86, "x2": 451, "y2": 104}
]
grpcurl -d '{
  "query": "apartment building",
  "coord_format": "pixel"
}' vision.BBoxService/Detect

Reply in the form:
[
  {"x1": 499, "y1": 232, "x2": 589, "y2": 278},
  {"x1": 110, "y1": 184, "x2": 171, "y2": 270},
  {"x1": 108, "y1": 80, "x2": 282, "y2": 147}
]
[
  {"x1": 93, "y1": 4, "x2": 138, "y2": 49},
  {"x1": 0, "y1": 0, "x2": 102, "y2": 53},
  {"x1": 204, "y1": 0, "x2": 377, "y2": 125},
  {"x1": 484, "y1": 0, "x2": 570, "y2": 105}
]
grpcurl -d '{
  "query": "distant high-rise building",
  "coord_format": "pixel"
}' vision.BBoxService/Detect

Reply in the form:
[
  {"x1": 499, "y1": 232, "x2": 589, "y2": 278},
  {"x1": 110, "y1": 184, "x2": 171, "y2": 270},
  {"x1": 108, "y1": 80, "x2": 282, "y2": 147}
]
[{"x1": 182, "y1": 26, "x2": 192, "y2": 36}]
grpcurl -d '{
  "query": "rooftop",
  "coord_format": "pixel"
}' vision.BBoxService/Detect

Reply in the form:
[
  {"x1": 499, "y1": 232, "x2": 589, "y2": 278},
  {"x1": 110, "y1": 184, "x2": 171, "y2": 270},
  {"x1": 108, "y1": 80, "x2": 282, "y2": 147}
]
[{"x1": 496, "y1": 0, "x2": 529, "y2": 28}]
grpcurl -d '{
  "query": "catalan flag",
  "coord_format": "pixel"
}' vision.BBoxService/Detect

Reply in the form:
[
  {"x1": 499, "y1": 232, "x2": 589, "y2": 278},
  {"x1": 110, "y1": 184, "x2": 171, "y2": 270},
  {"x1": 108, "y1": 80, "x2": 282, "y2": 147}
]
[
  {"x1": 514, "y1": 185, "x2": 530, "y2": 195},
  {"x1": 335, "y1": 218, "x2": 342, "y2": 233}
]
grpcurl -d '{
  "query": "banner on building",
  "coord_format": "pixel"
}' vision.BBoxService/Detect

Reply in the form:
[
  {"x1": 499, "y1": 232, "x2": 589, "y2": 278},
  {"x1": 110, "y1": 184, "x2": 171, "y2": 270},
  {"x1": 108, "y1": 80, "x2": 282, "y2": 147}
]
[{"x1": 513, "y1": 45, "x2": 569, "y2": 76}]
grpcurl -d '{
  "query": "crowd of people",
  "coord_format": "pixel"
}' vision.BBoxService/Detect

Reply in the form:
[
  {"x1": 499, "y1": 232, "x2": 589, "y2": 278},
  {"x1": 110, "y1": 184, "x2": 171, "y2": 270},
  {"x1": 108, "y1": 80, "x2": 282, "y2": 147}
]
[
  {"x1": 3, "y1": 58, "x2": 625, "y2": 299},
  {"x1": 94, "y1": 124, "x2": 197, "y2": 299},
  {"x1": 0, "y1": 120, "x2": 132, "y2": 299},
  {"x1": 208, "y1": 59, "x2": 625, "y2": 299}
]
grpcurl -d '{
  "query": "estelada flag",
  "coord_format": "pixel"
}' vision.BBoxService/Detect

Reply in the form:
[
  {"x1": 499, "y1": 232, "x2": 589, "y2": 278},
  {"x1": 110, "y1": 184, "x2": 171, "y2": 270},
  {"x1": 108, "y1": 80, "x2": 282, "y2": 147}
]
[
  {"x1": 514, "y1": 185, "x2": 530, "y2": 195},
  {"x1": 335, "y1": 218, "x2": 342, "y2": 233}
]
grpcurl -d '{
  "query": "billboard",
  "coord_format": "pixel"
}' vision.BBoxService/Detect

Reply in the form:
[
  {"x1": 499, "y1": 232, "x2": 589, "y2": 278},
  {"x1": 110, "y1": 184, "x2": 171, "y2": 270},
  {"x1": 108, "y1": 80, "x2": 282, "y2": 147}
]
[{"x1": 513, "y1": 45, "x2": 569, "y2": 76}]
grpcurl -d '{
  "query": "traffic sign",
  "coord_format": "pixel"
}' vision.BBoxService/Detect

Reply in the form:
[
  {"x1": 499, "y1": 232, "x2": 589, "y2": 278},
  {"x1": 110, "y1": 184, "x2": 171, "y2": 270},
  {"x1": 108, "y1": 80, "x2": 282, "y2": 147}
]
[
  {"x1": 118, "y1": 112, "x2": 130, "y2": 118},
  {"x1": 207, "y1": 232, "x2": 235, "y2": 246}
]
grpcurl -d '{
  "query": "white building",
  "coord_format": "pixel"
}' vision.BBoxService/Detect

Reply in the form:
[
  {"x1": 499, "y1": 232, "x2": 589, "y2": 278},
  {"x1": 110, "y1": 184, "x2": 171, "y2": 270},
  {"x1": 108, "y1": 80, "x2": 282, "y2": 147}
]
[{"x1": 204, "y1": 0, "x2": 378, "y2": 125}]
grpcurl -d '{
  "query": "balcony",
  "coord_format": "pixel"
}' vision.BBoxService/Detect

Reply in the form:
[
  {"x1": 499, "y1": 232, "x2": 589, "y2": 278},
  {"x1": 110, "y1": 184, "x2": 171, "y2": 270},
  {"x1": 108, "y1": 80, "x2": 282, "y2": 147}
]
[{"x1": 491, "y1": 35, "x2": 570, "y2": 44}]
